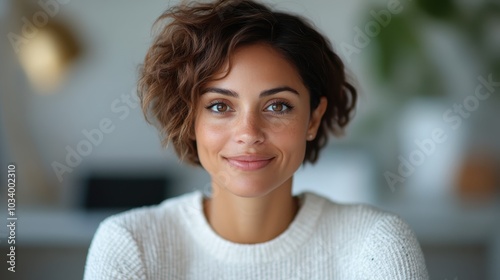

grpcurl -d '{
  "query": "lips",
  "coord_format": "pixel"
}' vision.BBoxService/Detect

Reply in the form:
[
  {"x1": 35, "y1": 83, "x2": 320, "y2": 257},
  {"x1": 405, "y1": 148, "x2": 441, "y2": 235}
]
[{"x1": 224, "y1": 155, "x2": 275, "y2": 171}]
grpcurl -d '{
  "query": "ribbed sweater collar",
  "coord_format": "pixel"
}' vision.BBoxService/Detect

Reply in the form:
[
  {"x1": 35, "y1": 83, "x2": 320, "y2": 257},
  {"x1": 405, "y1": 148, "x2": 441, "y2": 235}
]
[{"x1": 180, "y1": 190, "x2": 325, "y2": 264}]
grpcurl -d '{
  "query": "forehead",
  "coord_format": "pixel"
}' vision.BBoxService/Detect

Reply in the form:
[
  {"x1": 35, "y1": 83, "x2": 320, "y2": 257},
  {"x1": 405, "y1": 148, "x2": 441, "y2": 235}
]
[{"x1": 206, "y1": 43, "x2": 306, "y2": 92}]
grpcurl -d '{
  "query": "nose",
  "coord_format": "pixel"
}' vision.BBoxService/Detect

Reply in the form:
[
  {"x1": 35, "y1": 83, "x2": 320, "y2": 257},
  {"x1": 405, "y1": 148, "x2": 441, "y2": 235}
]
[{"x1": 234, "y1": 111, "x2": 265, "y2": 145}]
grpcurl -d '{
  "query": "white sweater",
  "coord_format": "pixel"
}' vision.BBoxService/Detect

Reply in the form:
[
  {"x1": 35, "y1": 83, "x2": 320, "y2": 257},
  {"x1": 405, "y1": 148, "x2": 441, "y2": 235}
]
[{"x1": 83, "y1": 191, "x2": 428, "y2": 279}]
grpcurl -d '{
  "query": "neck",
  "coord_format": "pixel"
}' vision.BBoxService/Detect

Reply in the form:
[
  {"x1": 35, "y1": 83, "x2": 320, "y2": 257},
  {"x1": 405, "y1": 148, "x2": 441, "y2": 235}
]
[{"x1": 203, "y1": 178, "x2": 299, "y2": 244}]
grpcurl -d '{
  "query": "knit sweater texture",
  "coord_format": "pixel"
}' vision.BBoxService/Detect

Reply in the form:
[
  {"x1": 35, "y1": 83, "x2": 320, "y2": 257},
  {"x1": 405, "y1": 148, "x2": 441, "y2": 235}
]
[{"x1": 83, "y1": 191, "x2": 429, "y2": 279}]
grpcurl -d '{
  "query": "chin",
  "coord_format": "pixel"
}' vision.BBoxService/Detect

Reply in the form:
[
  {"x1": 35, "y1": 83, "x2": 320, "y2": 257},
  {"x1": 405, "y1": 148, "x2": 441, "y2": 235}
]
[
  {"x1": 218, "y1": 177, "x2": 279, "y2": 198},
  {"x1": 230, "y1": 189, "x2": 274, "y2": 198}
]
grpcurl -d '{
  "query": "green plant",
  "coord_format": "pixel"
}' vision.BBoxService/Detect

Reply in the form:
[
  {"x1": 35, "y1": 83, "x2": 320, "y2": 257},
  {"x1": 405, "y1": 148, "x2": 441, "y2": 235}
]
[{"x1": 370, "y1": 0, "x2": 500, "y2": 98}]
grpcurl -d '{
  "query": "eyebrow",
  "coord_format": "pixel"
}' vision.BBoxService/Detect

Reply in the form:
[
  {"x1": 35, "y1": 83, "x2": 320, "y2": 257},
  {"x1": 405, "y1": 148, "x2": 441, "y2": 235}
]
[{"x1": 201, "y1": 86, "x2": 300, "y2": 97}]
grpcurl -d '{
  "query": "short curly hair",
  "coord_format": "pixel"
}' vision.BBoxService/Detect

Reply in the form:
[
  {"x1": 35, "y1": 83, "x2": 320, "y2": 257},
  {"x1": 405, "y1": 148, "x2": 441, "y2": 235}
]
[{"x1": 138, "y1": 0, "x2": 357, "y2": 165}]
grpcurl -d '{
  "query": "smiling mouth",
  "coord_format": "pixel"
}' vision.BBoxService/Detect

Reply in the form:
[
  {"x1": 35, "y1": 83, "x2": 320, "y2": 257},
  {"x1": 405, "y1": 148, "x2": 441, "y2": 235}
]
[{"x1": 224, "y1": 156, "x2": 275, "y2": 171}]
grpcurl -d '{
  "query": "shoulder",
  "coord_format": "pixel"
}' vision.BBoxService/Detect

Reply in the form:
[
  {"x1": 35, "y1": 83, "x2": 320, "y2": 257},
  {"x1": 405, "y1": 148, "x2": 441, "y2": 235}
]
[
  {"x1": 83, "y1": 191, "x2": 201, "y2": 279},
  {"x1": 302, "y1": 192, "x2": 411, "y2": 243},
  {"x1": 97, "y1": 190, "x2": 199, "y2": 235},
  {"x1": 303, "y1": 192, "x2": 429, "y2": 279},
  {"x1": 355, "y1": 212, "x2": 429, "y2": 279},
  {"x1": 304, "y1": 191, "x2": 396, "y2": 231}
]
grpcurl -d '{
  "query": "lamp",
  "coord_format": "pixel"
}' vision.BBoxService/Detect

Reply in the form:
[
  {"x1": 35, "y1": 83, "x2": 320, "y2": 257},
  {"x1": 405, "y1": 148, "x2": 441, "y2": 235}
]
[
  {"x1": 18, "y1": 20, "x2": 81, "y2": 93},
  {"x1": 11, "y1": 0, "x2": 82, "y2": 94}
]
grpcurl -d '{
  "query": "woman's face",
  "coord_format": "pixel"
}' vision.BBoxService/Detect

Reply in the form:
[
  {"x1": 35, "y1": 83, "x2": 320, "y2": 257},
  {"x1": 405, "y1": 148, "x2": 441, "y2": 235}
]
[{"x1": 195, "y1": 43, "x2": 326, "y2": 198}]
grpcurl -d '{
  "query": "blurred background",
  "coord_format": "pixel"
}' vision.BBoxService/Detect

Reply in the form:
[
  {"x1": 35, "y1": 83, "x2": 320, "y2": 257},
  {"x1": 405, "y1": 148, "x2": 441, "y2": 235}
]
[{"x1": 0, "y1": 0, "x2": 499, "y2": 279}]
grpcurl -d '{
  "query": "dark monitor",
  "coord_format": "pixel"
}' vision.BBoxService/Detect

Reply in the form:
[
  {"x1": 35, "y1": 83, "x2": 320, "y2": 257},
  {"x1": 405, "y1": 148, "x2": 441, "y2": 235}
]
[{"x1": 82, "y1": 174, "x2": 170, "y2": 210}]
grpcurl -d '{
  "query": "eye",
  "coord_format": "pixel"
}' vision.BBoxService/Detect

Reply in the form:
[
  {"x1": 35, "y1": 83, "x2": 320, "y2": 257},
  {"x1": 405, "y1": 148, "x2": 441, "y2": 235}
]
[
  {"x1": 206, "y1": 102, "x2": 232, "y2": 113},
  {"x1": 265, "y1": 101, "x2": 293, "y2": 114}
]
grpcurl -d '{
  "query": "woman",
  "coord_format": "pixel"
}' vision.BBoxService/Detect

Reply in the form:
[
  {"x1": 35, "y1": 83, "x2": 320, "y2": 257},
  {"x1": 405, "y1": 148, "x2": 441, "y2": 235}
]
[{"x1": 84, "y1": 0, "x2": 428, "y2": 279}]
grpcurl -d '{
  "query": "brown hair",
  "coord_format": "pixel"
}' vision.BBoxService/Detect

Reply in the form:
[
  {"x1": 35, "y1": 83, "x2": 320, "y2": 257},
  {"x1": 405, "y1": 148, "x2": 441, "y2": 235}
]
[{"x1": 138, "y1": 0, "x2": 357, "y2": 165}]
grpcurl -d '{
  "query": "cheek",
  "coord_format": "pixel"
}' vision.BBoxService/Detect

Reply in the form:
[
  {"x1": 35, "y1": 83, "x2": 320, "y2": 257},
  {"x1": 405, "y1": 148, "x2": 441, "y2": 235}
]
[
  {"x1": 195, "y1": 117, "x2": 227, "y2": 158},
  {"x1": 269, "y1": 116, "x2": 308, "y2": 150},
  {"x1": 197, "y1": 123, "x2": 224, "y2": 142},
  {"x1": 267, "y1": 109, "x2": 308, "y2": 135}
]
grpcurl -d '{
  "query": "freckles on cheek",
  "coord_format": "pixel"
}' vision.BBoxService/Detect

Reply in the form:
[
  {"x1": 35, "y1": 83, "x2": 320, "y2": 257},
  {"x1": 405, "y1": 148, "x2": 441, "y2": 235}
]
[
  {"x1": 196, "y1": 120, "x2": 226, "y2": 148},
  {"x1": 268, "y1": 124, "x2": 305, "y2": 154},
  {"x1": 269, "y1": 115, "x2": 307, "y2": 137}
]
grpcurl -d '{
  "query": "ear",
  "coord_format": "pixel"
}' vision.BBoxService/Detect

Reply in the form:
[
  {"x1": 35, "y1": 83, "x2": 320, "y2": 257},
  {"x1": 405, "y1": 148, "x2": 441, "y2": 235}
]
[{"x1": 306, "y1": 97, "x2": 327, "y2": 140}]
